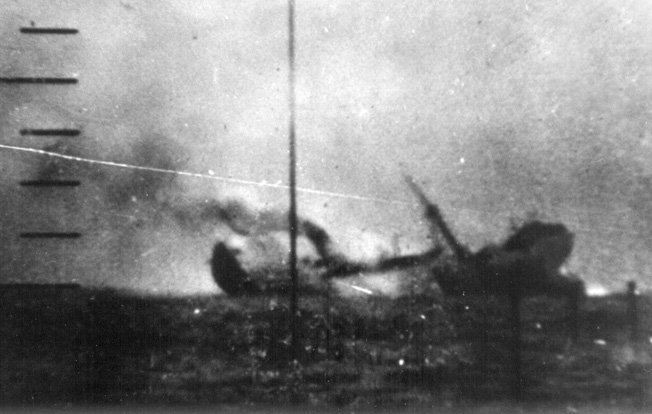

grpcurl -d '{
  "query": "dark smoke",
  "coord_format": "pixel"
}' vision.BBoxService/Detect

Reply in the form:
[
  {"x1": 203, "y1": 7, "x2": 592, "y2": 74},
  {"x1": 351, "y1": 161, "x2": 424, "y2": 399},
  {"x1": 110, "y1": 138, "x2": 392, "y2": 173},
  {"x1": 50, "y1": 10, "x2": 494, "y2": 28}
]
[
  {"x1": 171, "y1": 198, "x2": 290, "y2": 236},
  {"x1": 25, "y1": 132, "x2": 186, "y2": 212},
  {"x1": 172, "y1": 195, "x2": 344, "y2": 268},
  {"x1": 300, "y1": 219, "x2": 346, "y2": 266},
  {"x1": 172, "y1": 199, "x2": 256, "y2": 234},
  {"x1": 106, "y1": 135, "x2": 185, "y2": 208}
]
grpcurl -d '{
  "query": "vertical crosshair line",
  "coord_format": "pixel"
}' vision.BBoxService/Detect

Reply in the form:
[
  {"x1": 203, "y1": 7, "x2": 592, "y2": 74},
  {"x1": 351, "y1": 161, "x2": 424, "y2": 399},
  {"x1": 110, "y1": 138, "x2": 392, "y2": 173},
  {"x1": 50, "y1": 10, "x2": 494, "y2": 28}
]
[{"x1": 287, "y1": 0, "x2": 300, "y2": 364}]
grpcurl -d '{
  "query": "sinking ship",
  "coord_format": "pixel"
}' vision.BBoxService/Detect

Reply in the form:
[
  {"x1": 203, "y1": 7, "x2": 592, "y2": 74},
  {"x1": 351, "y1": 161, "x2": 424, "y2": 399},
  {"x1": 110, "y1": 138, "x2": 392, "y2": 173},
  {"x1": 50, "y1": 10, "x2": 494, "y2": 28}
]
[
  {"x1": 210, "y1": 219, "x2": 443, "y2": 297},
  {"x1": 405, "y1": 176, "x2": 585, "y2": 302},
  {"x1": 210, "y1": 177, "x2": 585, "y2": 301}
]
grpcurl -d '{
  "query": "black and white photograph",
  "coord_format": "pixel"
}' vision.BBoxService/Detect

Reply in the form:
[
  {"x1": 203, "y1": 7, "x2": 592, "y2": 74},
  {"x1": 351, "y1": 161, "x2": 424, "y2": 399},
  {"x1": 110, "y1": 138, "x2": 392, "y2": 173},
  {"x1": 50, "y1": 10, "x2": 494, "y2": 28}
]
[{"x1": 0, "y1": 1, "x2": 651, "y2": 412}]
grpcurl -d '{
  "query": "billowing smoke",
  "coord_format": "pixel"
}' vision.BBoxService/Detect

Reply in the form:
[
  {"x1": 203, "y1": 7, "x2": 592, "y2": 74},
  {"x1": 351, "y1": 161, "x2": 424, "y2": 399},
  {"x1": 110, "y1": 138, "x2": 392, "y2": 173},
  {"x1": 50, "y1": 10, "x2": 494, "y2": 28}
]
[
  {"x1": 170, "y1": 192, "x2": 345, "y2": 266},
  {"x1": 2, "y1": 1, "x2": 652, "y2": 295},
  {"x1": 172, "y1": 198, "x2": 293, "y2": 236},
  {"x1": 300, "y1": 219, "x2": 348, "y2": 266},
  {"x1": 105, "y1": 135, "x2": 184, "y2": 208}
]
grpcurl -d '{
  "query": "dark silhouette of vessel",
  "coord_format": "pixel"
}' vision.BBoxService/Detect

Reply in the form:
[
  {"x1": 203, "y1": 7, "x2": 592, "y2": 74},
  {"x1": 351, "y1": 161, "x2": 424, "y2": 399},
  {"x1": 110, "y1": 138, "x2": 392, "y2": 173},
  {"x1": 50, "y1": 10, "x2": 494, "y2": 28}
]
[
  {"x1": 405, "y1": 176, "x2": 585, "y2": 302},
  {"x1": 210, "y1": 177, "x2": 584, "y2": 302}
]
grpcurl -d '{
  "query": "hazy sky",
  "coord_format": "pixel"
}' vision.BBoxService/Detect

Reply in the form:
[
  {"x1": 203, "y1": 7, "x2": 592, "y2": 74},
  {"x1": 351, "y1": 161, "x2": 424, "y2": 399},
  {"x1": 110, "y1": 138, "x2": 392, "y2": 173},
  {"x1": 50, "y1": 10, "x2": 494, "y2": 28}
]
[{"x1": 1, "y1": 0, "x2": 651, "y2": 294}]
